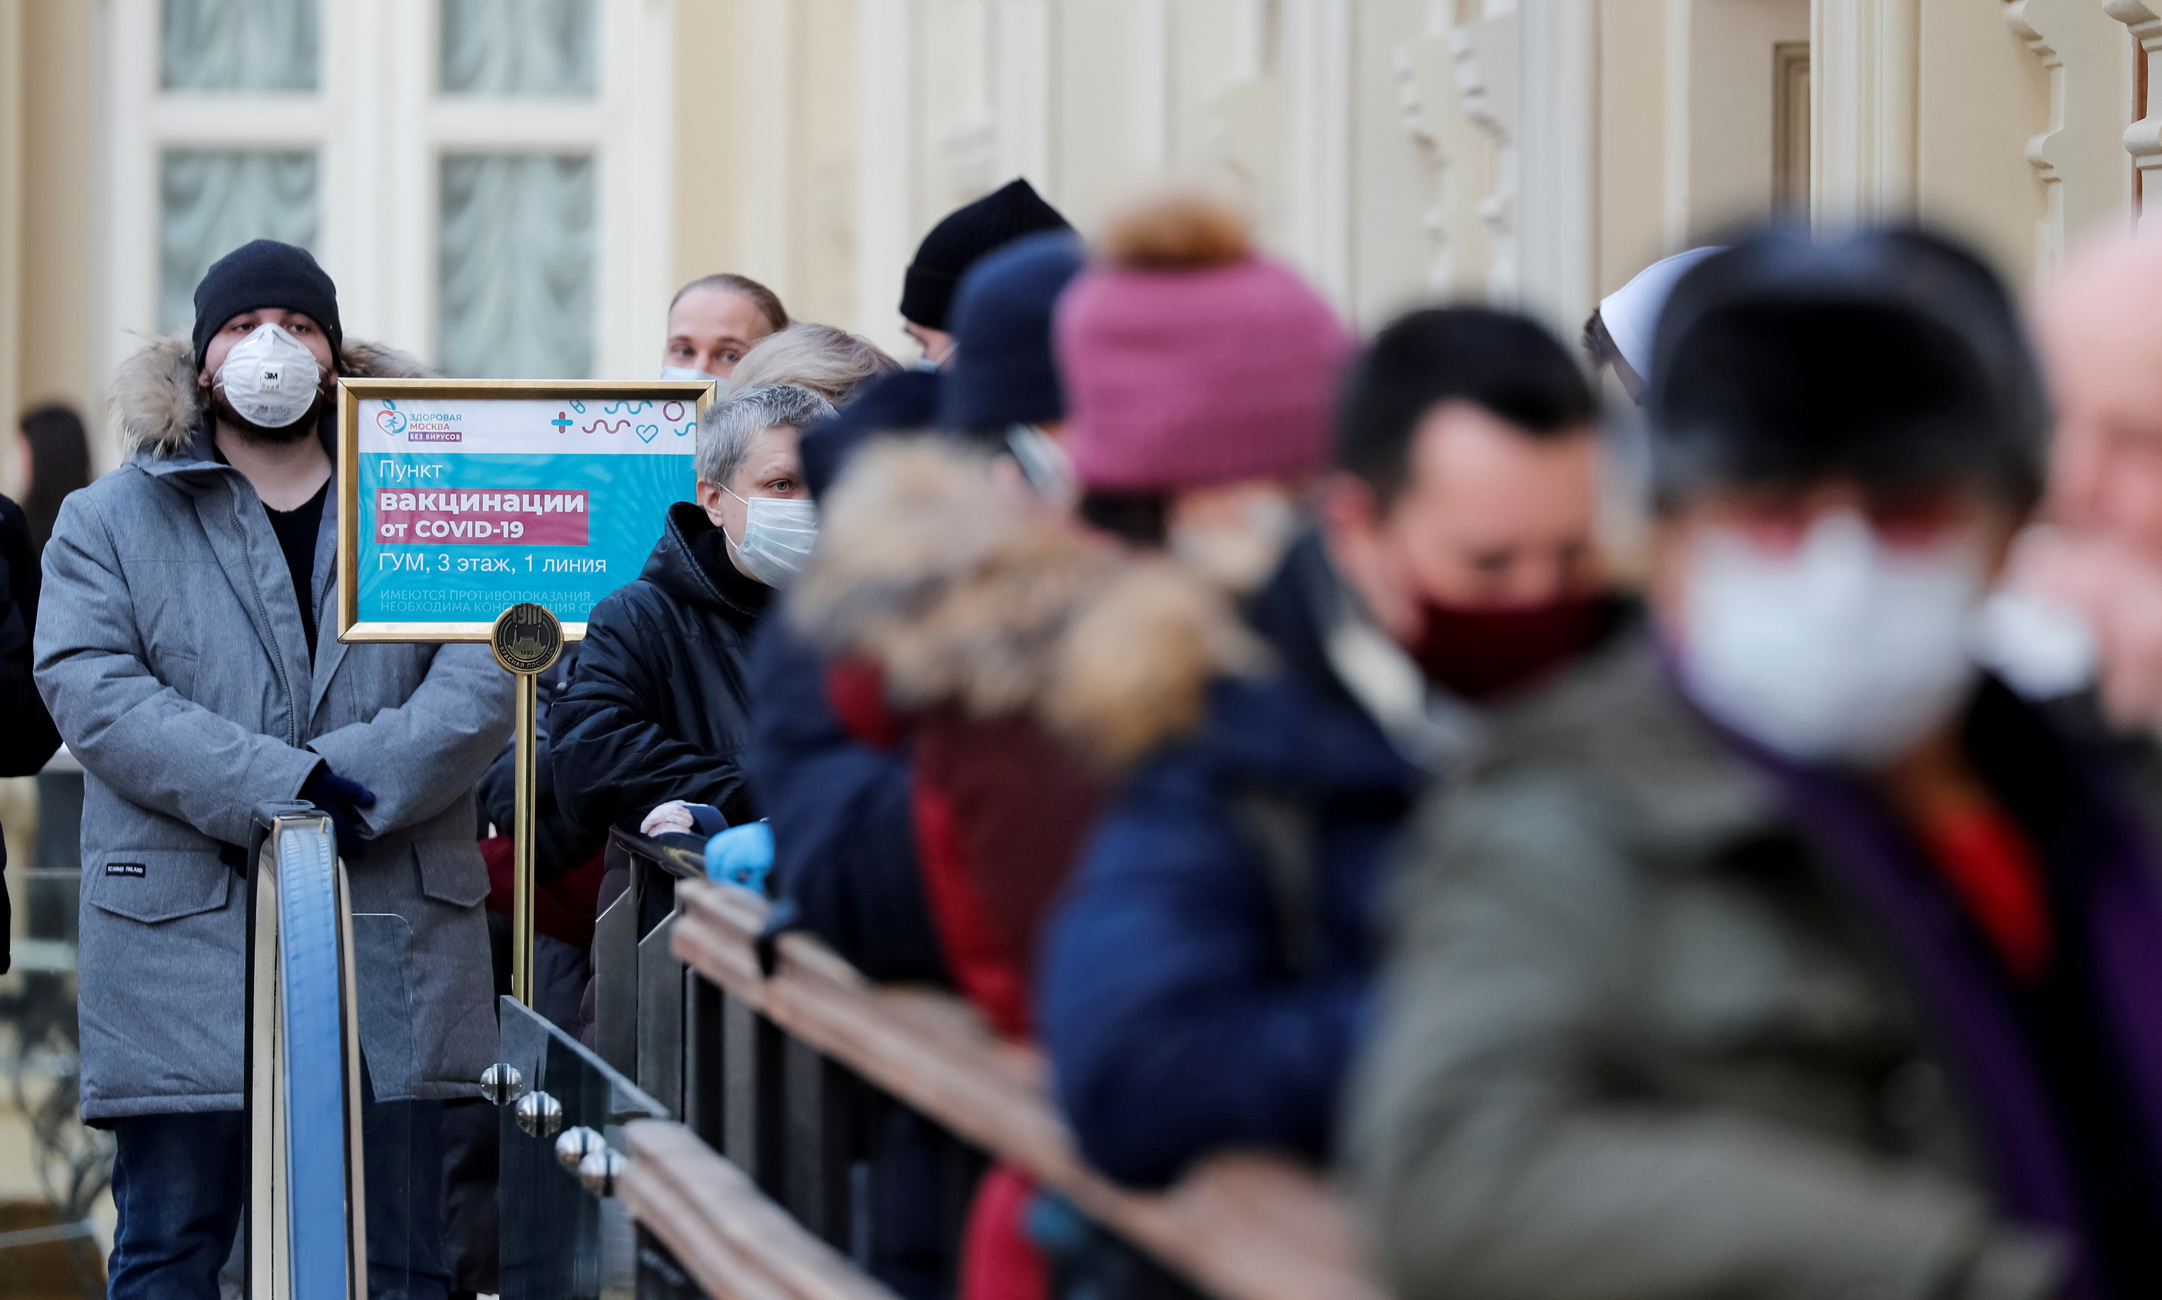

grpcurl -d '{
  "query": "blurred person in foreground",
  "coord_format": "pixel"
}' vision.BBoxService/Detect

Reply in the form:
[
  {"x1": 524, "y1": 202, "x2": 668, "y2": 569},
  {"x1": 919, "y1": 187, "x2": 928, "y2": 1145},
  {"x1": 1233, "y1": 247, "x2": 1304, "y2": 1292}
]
[
  {"x1": 661, "y1": 272, "x2": 788, "y2": 384},
  {"x1": 1036, "y1": 232, "x2": 1618, "y2": 1184},
  {"x1": 2012, "y1": 231, "x2": 2162, "y2": 732},
  {"x1": 1348, "y1": 228, "x2": 2162, "y2": 1300},
  {"x1": 782, "y1": 231, "x2": 1093, "y2": 1013},
  {"x1": 747, "y1": 179, "x2": 1073, "y2": 991},
  {"x1": 553, "y1": 383, "x2": 834, "y2": 849},
  {"x1": 35, "y1": 239, "x2": 511, "y2": 1299},
  {"x1": 728, "y1": 321, "x2": 900, "y2": 404}
]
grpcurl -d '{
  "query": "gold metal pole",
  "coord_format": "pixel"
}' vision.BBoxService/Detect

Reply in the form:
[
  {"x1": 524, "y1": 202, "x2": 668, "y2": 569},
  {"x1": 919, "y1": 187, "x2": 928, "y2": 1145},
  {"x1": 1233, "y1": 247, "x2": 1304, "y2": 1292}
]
[
  {"x1": 490, "y1": 603, "x2": 563, "y2": 1008},
  {"x1": 512, "y1": 671, "x2": 537, "y2": 1006}
]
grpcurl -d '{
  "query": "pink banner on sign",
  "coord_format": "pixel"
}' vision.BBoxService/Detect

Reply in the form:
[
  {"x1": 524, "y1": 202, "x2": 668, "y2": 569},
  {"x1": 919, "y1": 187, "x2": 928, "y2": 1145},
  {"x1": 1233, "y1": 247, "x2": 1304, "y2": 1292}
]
[{"x1": 373, "y1": 488, "x2": 591, "y2": 546}]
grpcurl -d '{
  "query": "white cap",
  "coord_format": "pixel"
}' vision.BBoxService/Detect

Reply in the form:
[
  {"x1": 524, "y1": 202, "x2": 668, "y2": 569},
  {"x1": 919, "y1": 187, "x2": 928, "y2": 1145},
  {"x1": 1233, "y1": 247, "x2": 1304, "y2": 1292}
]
[{"x1": 1597, "y1": 247, "x2": 1722, "y2": 379}]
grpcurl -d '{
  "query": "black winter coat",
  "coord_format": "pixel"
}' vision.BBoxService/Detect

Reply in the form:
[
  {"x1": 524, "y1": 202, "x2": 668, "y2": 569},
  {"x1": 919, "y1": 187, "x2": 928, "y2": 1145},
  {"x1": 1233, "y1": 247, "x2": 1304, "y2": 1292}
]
[{"x1": 553, "y1": 502, "x2": 771, "y2": 837}]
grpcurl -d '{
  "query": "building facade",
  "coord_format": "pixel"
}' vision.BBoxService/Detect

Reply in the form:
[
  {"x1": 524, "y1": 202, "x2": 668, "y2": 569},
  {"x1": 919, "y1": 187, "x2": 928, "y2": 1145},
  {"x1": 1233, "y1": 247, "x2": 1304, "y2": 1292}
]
[{"x1": 0, "y1": 0, "x2": 2155, "y2": 481}]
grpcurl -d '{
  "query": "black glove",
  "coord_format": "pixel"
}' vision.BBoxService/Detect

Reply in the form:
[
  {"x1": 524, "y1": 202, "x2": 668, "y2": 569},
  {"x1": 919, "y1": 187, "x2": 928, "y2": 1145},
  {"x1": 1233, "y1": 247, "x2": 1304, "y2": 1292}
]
[{"x1": 302, "y1": 765, "x2": 379, "y2": 863}]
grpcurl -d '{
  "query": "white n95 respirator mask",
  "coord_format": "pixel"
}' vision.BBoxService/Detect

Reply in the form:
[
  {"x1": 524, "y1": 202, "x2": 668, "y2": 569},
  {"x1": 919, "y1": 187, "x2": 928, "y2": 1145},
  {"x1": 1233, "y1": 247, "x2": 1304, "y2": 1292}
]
[
  {"x1": 723, "y1": 488, "x2": 818, "y2": 589},
  {"x1": 215, "y1": 323, "x2": 325, "y2": 429},
  {"x1": 1676, "y1": 509, "x2": 1984, "y2": 767}
]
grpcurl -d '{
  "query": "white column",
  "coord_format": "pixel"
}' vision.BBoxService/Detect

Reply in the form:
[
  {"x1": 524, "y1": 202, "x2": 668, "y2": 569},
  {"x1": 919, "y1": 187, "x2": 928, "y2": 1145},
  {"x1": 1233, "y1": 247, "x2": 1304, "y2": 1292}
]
[
  {"x1": 1281, "y1": 0, "x2": 1355, "y2": 312},
  {"x1": 855, "y1": 0, "x2": 916, "y2": 348},
  {"x1": 1812, "y1": 0, "x2": 1919, "y2": 225},
  {"x1": 995, "y1": 0, "x2": 1055, "y2": 191},
  {"x1": 1518, "y1": 0, "x2": 1599, "y2": 330}
]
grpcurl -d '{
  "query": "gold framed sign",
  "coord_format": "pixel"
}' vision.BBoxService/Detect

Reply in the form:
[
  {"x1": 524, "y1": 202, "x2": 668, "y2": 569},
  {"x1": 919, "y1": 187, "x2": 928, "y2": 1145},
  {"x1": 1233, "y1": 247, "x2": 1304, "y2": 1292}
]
[{"x1": 336, "y1": 379, "x2": 716, "y2": 643}]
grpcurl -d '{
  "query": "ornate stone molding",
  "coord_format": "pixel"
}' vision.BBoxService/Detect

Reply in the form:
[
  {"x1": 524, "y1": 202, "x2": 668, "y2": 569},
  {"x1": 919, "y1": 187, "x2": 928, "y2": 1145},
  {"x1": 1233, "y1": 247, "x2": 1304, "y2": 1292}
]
[
  {"x1": 1395, "y1": 27, "x2": 1458, "y2": 293},
  {"x1": 1451, "y1": 1, "x2": 1521, "y2": 298},
  {"x1": 2104, "y1": 0, "x2": 2162, "y2": 229},
  {"x1": 2006, "y1": 0, "x2": 2079, "y2": 268}
]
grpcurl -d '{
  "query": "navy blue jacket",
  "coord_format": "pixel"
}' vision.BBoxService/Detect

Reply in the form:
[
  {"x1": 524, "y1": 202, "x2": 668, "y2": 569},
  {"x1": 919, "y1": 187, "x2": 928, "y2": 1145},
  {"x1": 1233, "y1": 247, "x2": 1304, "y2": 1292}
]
[
  {"x1": 749, "y1": 614, "x2": 948, "y2": 983},
  {"x1": 1038, "y1": 539, "x2": 1425, "y2": 1186}
]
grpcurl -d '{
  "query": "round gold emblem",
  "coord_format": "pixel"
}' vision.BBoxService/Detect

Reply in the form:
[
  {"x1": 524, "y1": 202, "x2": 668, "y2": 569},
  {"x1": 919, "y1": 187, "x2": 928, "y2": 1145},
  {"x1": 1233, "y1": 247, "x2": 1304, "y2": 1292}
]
[{"x1": 490, "y1": 602, "x2": 563, "y2": 675}]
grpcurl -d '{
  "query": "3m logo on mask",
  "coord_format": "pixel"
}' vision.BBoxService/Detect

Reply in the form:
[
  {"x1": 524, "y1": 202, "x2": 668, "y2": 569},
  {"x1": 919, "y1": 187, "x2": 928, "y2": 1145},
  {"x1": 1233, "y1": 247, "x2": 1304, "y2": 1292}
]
[{"x1": 215, "y1": 323, "x2": 323, "y2": 429}]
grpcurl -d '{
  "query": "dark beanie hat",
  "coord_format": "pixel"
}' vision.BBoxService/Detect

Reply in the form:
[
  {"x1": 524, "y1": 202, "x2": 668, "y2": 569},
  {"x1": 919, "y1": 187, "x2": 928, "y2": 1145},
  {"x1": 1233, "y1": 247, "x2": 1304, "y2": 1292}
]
[
  {"x1": 192, "y1": 239, "x2": 343, "y2": 373},
  {"x1": 800, "y1": 368, "x2": 944, "y2": 502},
  {"x1": 939, "y1": 232, "x2": 1085, "y2": 434},
  {"x1": 900, "y1": 178, "x2": 1070, "y2": 332},
  {"x1": 1647, "y1": 226, "x2": 2047, "y2": 508}
]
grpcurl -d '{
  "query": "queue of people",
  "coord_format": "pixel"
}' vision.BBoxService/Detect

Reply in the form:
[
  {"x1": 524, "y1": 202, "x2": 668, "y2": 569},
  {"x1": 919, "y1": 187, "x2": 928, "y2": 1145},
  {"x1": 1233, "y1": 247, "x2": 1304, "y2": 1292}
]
[{"x1": 13, "y1": 166, "x2": 2162, "y2": 1300}]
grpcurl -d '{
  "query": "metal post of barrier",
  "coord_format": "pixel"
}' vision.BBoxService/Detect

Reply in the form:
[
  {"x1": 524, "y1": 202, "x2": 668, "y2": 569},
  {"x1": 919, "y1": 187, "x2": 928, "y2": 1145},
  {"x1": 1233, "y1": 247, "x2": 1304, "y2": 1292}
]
[
  {"x1": 244, "y1": 800, "x2": 368, "y2": 1300},
  {"x1": 491, "y1": 602, "x2": 564, "y2": 1006}
]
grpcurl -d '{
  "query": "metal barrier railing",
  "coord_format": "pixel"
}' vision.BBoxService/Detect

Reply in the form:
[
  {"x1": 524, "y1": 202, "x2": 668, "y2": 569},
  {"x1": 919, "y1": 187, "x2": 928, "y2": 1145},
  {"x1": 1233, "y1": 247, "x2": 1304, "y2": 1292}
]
[
  {"x1": 597, "y1": 831, "x2": 1383, "y2": 1300},
  {"x1": 244, "y1": 801, "x2": 368, "y2": 1300}
]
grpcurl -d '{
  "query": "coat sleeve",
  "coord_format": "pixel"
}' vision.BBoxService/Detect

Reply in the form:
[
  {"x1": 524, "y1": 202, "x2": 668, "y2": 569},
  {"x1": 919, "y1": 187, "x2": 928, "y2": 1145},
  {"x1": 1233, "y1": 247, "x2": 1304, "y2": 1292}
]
[
  {"x1": 1038, "y1": 753, "x2": 1368, "y2": 1187},
  {"x1": 0, "y1": 497, "x2": 61, "y2": 779},
  {"x1": 306, "y1": 641, "x2": 515, "y2": 839},
  {"x1": 1340, "y1": 773, "x2": 2064, "y2": 1300},
  {"x1": 551, "y1": 593, "x2": 755, "y2": 836},
  {"x1": 749, "y1": 618, "x2": 948, "y2": 984},
  {"x1": 33, "y1": 491, "x2": 321, "y2": 847}
]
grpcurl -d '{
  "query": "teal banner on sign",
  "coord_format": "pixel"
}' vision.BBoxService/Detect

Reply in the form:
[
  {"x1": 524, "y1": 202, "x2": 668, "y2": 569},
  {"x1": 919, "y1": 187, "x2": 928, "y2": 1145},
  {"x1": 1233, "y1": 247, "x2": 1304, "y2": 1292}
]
[{"x1": 338, "y1": 383, "x2": 713, "y2": 642}]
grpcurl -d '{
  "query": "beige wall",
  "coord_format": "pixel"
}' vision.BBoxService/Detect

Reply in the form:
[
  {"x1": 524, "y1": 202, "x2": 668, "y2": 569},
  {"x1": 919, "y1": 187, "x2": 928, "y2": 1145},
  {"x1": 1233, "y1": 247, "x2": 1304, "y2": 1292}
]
[
  {"x1": 6, "y1": 0, "x2": 2156, "y2": 493},
  {"x1": 1, "y1": 0, "x2": 99, "y2": 488}
]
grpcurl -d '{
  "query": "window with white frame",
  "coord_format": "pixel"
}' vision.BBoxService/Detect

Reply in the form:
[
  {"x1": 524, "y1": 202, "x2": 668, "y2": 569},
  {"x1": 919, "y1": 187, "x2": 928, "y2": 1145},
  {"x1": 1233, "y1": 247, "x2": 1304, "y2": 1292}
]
[{"x1": 106, "y1": 0, "x2": 671, "y2": 385}]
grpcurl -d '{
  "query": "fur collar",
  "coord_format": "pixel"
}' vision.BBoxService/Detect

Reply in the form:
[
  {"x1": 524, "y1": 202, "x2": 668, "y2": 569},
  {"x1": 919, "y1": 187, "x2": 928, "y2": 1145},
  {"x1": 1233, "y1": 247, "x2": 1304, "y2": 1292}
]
[
  {"x1": 792, "y1": 437, "x2": 1264, "y2": 772},
  {"x1": 109, "y1": 334, "x2": 431, "y2": 460}
]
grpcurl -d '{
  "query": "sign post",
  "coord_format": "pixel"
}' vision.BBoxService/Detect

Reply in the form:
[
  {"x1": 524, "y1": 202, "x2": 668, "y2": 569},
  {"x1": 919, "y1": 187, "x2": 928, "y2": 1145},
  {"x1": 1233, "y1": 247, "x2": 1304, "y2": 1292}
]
[
  {"x1": 338, "y1": 379, "x2": 714, "y2": 1004},
  {"x1": 489, "y1": 603, "x2": 563, "y2": 1005}
]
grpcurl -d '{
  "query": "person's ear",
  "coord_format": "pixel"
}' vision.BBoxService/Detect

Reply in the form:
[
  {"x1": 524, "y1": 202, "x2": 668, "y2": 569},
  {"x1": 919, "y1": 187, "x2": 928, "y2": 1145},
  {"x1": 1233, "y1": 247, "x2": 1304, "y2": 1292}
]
[
  {"x1": 1317, "y1": 471, "x2": 1382, "y2": 546},
  {"x1": 695, "y1": 479, "x2": 729, "y2": 528}
]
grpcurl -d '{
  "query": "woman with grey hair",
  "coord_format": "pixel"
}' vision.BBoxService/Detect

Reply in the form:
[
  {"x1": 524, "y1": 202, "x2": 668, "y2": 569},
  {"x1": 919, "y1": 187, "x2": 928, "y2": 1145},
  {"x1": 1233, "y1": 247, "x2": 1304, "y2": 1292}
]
[
  {"x1": 726, "y1": 322, "x2": 900, "y2": 404},
  {"x1": 551, "y1": 382, "x2": 836, "y2": 846}
]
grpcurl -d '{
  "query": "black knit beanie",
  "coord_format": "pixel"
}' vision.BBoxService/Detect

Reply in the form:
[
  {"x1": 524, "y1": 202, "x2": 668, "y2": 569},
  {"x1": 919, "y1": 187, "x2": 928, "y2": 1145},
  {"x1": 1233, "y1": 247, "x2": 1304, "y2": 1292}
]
[
  {"x1": 899, "y1": 178, "x2": 1070, "y2": 331},
  {"x1": 192, "y1": 239, "x2": 343, "y2": 374}
]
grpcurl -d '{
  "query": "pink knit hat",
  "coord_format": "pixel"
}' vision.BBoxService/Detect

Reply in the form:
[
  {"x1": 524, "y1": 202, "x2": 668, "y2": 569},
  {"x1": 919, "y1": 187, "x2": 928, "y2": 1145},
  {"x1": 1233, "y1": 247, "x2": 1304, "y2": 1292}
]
[{"x1": 1055, "y1": 199, "x2": 1351, "y2": 493}]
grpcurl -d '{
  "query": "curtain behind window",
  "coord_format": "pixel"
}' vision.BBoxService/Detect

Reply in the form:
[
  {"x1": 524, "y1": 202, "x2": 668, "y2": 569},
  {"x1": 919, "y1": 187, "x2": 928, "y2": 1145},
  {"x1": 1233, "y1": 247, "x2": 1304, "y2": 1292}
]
[
  {"x1": 160, "y1": 150, "x2": 320, "y2": 335},
  {"x1": 160, "y1": 0, "x2": 319, "y2": 92},
  {"x1": 440, "y1": 0, "x2": 596, "y2": 95},
  {"x1": 438, "y1": 154, "x2": 595, "y2": 378}
]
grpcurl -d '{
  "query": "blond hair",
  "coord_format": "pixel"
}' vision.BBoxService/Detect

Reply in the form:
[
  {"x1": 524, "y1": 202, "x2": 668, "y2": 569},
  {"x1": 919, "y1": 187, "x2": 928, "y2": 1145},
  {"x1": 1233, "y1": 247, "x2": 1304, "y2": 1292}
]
[{"x1": 728, "y1": 322, "x2": 900, "y2": 404}]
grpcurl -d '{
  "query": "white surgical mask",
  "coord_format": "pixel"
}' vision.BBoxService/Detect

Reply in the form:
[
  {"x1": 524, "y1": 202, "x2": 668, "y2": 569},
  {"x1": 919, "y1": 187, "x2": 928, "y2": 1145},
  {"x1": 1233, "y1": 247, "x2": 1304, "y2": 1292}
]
[
  {"x1": 722, "y1": 486, "x2": 818, "y2": 588},
  {"x1": 661, "y1": 365, "x2": 725, "y2": 388},
  {"x1": 215, "y1": 323, "x2": 324, "y2": 429},
  {"x1": 1677, "y1": 509, "x2": 1984, "y2": 767}
]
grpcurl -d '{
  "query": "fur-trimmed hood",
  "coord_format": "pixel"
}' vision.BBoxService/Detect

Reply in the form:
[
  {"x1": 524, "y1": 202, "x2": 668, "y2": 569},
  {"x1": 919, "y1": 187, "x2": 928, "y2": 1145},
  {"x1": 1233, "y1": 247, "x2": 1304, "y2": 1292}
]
[
  {"x1": 109, "y1": 334, "x2": 430, "y2": 460},
  {"x1": 792, "y1": 437, "x2": 1265, "y2": 771}
]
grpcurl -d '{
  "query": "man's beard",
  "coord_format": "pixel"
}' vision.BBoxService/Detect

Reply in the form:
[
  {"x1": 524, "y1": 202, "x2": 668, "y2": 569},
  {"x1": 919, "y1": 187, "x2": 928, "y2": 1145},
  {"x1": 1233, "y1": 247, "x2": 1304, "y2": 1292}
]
[{"x1": 205, "y1": 381, "x2": 331, "y2": 446}]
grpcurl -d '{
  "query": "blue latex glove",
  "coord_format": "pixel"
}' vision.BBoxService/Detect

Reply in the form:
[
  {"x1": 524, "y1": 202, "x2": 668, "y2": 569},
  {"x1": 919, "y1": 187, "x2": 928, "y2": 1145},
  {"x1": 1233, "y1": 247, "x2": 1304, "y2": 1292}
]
[
  {"x1": 301, "y1": 765, "x2": 378, "y2": 863},
  {"x1": 705, "y1": 821, "x2": 775, "y2": 895}
]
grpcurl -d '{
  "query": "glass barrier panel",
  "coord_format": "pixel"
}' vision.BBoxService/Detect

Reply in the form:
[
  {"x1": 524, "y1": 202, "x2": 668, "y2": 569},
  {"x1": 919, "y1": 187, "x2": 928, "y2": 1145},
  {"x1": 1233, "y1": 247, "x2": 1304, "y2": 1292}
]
[{"x1": 497, "y1": 997, "x2": 666, "y2": 1300}]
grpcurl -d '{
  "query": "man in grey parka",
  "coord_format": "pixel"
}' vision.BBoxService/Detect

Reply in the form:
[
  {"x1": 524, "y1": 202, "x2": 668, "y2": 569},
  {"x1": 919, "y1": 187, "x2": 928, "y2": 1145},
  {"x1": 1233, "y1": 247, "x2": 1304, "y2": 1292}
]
[{"x1": 34, "y1": 240, "x2": 512, "y2": 1300}]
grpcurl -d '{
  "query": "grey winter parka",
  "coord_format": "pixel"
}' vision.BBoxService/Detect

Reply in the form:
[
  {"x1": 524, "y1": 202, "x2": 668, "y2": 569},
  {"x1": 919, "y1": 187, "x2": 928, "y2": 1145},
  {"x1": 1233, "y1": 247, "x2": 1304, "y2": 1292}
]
[
  {"x1": 1345, "y1": 628, "x2": 2071, "y2": 1300},
  {"x1": 34, "y1": 337, "x2": 515, "y2": 1120}
]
